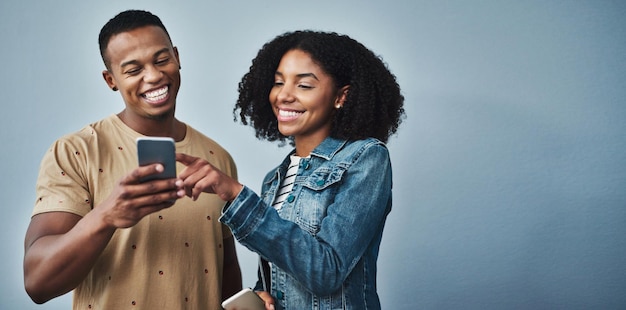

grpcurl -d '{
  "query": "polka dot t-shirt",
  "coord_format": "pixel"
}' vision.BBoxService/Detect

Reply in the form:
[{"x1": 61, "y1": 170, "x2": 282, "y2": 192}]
[{"x1": 33, "y1": 114, "x2": 238, "y2": 310}]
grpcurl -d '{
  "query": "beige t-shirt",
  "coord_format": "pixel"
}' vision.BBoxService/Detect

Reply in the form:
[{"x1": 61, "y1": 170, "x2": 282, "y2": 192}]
[{"x1": 33, "y1": 115, "x2": 237, "y2": 310}]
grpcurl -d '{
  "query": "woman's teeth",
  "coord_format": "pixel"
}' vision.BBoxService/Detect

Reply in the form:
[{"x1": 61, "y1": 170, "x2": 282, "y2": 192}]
[{"x1": 279, "y1": 109, "x2": 302, "y2": 117}]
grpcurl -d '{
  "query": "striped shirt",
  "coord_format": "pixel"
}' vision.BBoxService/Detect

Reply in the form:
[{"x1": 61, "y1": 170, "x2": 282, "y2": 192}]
[{"x1": 272, "y1": 155, "x2": 302, "y2": 210}]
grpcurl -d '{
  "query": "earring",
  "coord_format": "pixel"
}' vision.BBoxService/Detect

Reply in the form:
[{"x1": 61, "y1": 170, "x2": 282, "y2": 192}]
[
  {"x1": 112, "y1": 87, "x2": 118, "y2": 91},
  {"x1": 335, "y1": 104, "x2": 342, "y2": 109}
]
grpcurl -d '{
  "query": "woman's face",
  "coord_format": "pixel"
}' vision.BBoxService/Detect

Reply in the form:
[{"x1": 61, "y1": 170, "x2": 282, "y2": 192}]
[{"x1": 269, "y1": 49, "x2": 347, "y2": 152}]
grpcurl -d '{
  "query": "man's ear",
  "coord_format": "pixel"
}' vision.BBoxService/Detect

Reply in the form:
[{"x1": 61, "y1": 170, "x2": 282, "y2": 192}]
[
  {"x1": 174, "y1": 46, "x2": 181, "y2": 70},
  {"x1": 102, "y1": 70, "x2": 117, "y2": 91}
]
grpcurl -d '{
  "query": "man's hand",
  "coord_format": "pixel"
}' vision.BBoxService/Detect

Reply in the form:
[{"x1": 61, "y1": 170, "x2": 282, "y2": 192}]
[
  {"x1": 23, "y1": 163, "x2": 184, "y2": 303},
  {"x1": 97, "y1": 163, "x2": 185, "y2": 228}
]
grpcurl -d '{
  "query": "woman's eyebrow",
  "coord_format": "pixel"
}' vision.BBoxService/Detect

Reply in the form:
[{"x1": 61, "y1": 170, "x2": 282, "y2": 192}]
[{"x1": 275, "y1": 71, "x2": 319, "y2": 81}]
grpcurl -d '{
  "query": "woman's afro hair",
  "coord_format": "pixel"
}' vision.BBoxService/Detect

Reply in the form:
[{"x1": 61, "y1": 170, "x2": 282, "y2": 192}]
[{"x1": 234, "y1": 30, "x2": 405, "y2": 144}]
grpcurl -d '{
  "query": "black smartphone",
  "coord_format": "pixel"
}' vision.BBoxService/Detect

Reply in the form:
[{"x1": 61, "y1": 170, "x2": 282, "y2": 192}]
[{"x1": 136, "y1": 137, "x2": 176, "y2": 182}]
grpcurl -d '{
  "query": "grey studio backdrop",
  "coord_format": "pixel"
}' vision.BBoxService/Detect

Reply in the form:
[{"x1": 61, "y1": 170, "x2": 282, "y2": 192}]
[{"x1": 1, "y1": 1, "x2": 625, "y2": 309}]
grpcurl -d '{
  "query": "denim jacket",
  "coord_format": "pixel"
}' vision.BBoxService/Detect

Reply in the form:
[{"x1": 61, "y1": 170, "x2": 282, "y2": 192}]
[{"x1": 220, "y1": 137, "x2": 393, "y2": 310}]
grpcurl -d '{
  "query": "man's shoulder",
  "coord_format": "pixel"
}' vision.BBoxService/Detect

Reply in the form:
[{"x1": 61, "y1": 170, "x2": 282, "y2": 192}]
[
  {"x1": 185, "y1": 125, "x2": 231, "y2": 154},
  {"x1": 50, "y1": 115, "x2": 125, "y2": 151},
  {"x1": 184, "y1": 125, "x2": 237, "y2": 176}
]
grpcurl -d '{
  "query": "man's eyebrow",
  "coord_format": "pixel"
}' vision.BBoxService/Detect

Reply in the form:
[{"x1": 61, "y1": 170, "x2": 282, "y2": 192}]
[
  {"x1": 153, "y1": 47, "x2": 170, "y2": 58},
  {"x1": 120, "y1": 59, "x2": 140, "y2": 68},
  {"x1": 120, "y1": 48, "x2": 171, "y2": 68}
]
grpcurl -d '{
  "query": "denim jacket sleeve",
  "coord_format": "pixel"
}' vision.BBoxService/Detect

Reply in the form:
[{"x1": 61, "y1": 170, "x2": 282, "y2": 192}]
[{"x1": 220, "y1": 140, "x2": 392, "y2": 295}]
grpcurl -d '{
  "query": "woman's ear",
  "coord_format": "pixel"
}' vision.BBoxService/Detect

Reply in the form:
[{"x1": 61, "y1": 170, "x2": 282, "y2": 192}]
[{"x1": 335, "y1": 85, "x2": 350, "y2": 109}]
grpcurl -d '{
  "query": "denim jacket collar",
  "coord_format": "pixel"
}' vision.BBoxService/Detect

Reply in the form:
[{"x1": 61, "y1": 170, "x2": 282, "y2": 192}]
[
  {"x1": 285, "y1": 136, "x2": 349, "y2": 161},
  {"x1": 265, "y1": 137, "x2": 348, "y2": 184},
  {"x1": 309, "y1": 136, "x2": 348, "y2": 160},
  {"x1": 267, "y1": 137, "x2": 349, "y2": 185}
]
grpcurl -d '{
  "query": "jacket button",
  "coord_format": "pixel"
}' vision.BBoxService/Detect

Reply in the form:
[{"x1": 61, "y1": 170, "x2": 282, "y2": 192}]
[
  {"x1": 276, "y1": 291, "x2": 284, "y2": 299},
  {"x1": 287, "y1": 195, "x2": 295, "y2": 203}
]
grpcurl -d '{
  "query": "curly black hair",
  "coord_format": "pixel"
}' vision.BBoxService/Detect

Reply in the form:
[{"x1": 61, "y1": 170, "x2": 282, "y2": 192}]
[
  {"x1": 234, "y1": 30, "x2": 405, "y2": 144},
  {"x1": 98, "y1": 10, "x2": 172, "y2": 69}
]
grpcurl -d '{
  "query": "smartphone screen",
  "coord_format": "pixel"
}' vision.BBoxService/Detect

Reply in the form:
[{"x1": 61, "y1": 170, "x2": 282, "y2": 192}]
[{"x1": 136, "y1": 137, "x2": 176, "y2": 182}]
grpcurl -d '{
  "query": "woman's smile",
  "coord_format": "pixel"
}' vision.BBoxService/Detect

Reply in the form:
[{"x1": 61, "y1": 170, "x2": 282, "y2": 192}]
[{"x1": 277, "y1": 108, "x2": 304, "y2": 122}]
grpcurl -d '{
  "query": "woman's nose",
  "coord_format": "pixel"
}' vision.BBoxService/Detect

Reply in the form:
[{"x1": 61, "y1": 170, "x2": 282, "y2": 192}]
[{"x1": 276, "y1": 85, "x2": 295, "y2": 102}]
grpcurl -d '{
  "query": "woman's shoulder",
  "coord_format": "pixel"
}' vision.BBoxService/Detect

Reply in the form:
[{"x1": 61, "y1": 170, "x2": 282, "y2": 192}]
[
  {"x1": 346, "y1": 137, "x2": 386, "y2": 148},
  {"x1": 343, "y1": 137, "x2": 388, "y2": 155},
  {"x1": 328, "y1": 137, "x2": 390, "y2": 165}
]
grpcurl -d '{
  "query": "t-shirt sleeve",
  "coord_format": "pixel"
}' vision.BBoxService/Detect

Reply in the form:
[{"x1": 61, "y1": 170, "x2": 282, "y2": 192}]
[{"x1": 33, "y1": 137, "x2": 92, "y2": 217}]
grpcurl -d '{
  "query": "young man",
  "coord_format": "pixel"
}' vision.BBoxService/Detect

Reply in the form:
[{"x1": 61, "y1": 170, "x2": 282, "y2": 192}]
[{"x1": 23, "y1": 10, "x2": 242, "y2": 309}]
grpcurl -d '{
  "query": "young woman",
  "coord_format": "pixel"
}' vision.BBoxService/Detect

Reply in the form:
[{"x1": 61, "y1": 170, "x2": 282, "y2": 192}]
[{"x1": 177, "y1": 30, "x2": 405, "y2": 309}]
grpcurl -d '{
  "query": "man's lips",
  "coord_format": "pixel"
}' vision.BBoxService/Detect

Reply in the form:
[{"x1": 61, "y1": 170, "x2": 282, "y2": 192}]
[{"x1": 143, "y1": 85, "x2": 169, "y2": 104}]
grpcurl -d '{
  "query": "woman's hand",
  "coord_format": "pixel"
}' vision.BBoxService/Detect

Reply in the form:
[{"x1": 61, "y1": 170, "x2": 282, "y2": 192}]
[
  {"x1": 176, "y1": 153, "x2": 243, "y2": 202},
  {"x1": 256, "y1": 291, "x2": 275, "y2": 310}
]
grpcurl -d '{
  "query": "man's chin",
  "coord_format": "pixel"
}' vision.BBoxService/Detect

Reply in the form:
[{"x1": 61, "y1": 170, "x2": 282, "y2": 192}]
[{"x1": 147, "y1": 108, "x2": 175, "y2": 121}]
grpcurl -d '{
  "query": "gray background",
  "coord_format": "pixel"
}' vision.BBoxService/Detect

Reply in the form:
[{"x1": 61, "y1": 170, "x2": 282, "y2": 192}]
[{"x1": 2, "y1": 1, "x2": 625, "y2": 309}]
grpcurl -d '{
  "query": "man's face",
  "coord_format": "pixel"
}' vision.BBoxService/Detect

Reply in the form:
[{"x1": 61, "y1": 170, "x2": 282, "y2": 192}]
[{"x1": 102, "y1": 25, "x2": 181, "y2": 121}]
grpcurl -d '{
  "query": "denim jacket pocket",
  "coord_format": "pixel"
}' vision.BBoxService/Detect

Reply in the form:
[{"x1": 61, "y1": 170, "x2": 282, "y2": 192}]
[
  {"x1": 302, "y1": 162, "x2": 349, "y2": 190},
  {"x1": 296, "y1": 164, "x2": 348, "y2": 235}
]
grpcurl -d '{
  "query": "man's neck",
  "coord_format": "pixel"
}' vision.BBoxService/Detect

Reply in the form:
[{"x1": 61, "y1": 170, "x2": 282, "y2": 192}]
[{"x1": 117, "y1": 110, "x2": 186, "y2": 141}]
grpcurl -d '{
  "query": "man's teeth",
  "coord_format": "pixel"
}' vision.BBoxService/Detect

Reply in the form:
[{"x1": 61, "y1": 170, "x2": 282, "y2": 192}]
[{"x1": 144, "y1": 86, "x2": 168, "y2": 101}]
